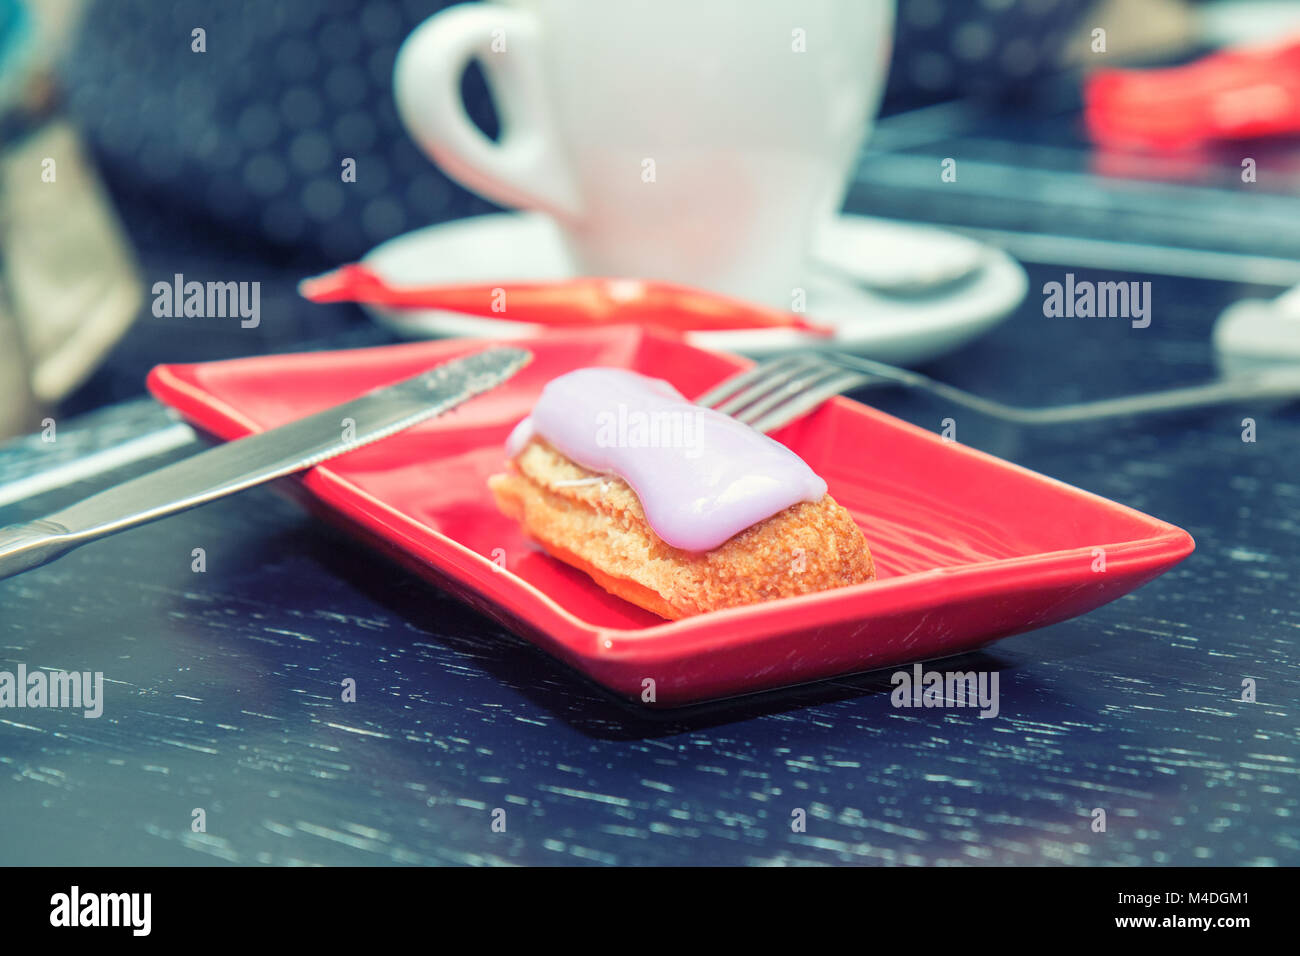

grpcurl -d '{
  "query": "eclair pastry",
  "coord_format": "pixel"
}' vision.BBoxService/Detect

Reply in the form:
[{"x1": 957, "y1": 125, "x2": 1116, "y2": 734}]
[{"x1": 489, "y1": 368, "x2": 875, "y2": 619}]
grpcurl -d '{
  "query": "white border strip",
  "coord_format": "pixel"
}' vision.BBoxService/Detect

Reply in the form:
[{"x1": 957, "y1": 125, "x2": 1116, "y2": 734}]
[
  {"x1": 0, "y1": 423, "x2": 197, "y2": 509},
  {"x1": 951, "y1": 226, "x2": 1300, "y2": 287}
]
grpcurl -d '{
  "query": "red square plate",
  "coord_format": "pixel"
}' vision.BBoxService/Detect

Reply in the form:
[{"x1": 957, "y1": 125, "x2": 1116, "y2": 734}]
[{"x1": 147, "y1": 327, "x2": 1194, "y2": 706}]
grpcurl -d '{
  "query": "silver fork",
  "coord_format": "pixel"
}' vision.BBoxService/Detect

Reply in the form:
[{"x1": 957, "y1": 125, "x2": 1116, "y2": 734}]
[
  {"x1": 697, "y1": 355, "x2": 875, "y2": 433},
  {"x1": 697, "y1": 352, "x2": 1300, "y2": 432}
]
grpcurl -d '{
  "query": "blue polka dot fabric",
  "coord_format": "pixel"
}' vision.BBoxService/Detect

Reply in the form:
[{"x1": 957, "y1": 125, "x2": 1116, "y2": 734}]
[
  {"x1": 61, "y1": 0, "x2": 501, "y2": 264},
  {"x1": 887, "y1": 0, "x2": 1088, "y2": 107}
]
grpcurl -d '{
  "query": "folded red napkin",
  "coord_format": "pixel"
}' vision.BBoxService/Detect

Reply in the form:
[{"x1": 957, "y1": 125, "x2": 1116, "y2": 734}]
[{"x1": 300, "y1": 263, "x2": 833, "y2": 336}]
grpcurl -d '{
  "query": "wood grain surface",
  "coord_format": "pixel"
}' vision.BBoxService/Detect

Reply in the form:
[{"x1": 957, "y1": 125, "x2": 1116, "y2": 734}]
[{"x1": 1, "y1": 265, "x2": 1296, "y2": 866}]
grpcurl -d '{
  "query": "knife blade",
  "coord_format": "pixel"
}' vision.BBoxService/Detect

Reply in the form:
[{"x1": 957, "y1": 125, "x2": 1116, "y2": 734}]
[{"x1": 0, "y1": 345, "x2": 531, "y2": 580}]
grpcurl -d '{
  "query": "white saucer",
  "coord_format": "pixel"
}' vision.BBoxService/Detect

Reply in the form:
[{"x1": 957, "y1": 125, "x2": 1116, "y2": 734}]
[{"x1": 360, "y1": 212, "x2": 1028, "y2": 365}]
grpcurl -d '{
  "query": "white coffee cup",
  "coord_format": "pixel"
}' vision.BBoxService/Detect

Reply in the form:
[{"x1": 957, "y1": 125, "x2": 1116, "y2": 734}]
[{"x1": 394, "y1": 0, "x2": 894, "y2": 309}]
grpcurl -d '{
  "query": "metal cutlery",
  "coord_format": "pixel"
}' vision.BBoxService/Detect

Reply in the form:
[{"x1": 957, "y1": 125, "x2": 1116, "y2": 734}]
[{"x1": 0, "y1": 346, "x2": 531, "y2": 580}]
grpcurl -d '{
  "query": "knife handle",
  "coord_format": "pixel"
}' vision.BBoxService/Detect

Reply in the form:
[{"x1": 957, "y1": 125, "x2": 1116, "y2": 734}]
[{"x1": 0, "y1": 519, "x2": 78, "y2": 579}]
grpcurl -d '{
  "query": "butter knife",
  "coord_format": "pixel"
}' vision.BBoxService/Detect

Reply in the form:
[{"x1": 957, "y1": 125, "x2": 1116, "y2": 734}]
[{"x1": 0, "y1": 346, "x2": 531, "y2": 580}]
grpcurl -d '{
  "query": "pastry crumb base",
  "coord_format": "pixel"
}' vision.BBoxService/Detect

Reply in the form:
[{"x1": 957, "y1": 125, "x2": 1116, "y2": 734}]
[{"x1": 489, "y1": 439, "x2": 876, "y2": 619}]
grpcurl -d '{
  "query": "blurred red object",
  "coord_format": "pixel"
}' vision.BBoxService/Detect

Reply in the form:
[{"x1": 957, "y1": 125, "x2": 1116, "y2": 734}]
[
  {"x1": 300, "y1": 263, "x2": 833, "y2": 336},
  {"x1": 1085, "y1": 37, "x2": 1300, "y2": 150}
]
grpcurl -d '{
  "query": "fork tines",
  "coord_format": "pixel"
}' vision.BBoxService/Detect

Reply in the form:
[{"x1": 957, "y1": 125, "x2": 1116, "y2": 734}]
[{"x1": 697, "y1": 354, "x2": 875, "y2": 433}]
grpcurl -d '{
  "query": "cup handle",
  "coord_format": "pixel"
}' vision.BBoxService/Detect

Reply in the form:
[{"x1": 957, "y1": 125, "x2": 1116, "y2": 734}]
[{"x1": 393, "y1": 3, "x2": 582, "y2": 220}]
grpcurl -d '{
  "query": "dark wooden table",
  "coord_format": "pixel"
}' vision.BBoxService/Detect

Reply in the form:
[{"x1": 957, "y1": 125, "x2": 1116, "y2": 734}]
[{"x1": 3, "y1": 254, "x2": 1297, "y2": 867}]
